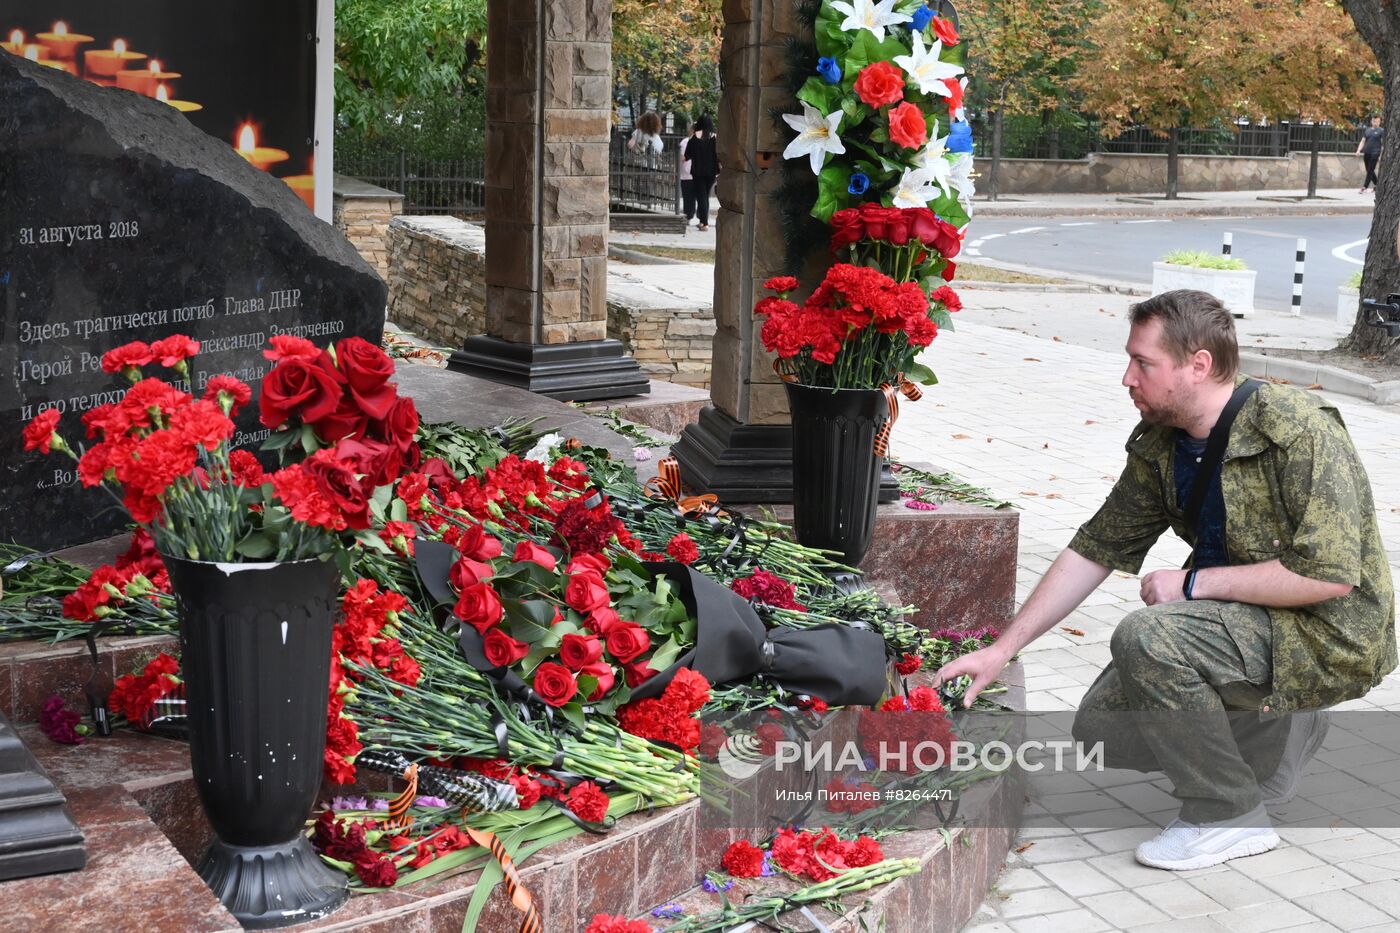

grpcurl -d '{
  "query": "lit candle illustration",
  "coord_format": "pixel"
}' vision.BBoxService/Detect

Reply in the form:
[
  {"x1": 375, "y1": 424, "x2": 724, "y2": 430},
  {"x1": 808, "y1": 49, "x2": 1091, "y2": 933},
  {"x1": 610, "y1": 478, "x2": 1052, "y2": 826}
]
[
  {"x1": 23, "y1": 43, "x2": 65, "y2": 71},
  {"x1": 234, "y1": 123, "x2": 289, "y2": 172},
  {"x1": 156, "y1": 83, "x2": 202, "y2": 113},
  {"x1": 84, "y1": 38, "x2": 145, "y2": 78},
  {"x1": 282, "y1": 157, "x2": 316, "y2": 211},
  {"x1": 2, "y1": 30, "x2": 26, "y2": 55},
  {"x1": 116, "y1": 58, "x2": 179, "y2": 96},
  {"x1": 36, "y1": 21, "x2": 92, "y2": 60}
]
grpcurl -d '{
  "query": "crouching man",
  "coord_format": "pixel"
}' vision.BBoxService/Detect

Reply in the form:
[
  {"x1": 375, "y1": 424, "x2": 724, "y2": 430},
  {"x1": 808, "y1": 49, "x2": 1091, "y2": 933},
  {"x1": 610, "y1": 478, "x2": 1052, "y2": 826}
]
[{"x1": 937, "y1": 289, "x2": 1395, "y2": 870}]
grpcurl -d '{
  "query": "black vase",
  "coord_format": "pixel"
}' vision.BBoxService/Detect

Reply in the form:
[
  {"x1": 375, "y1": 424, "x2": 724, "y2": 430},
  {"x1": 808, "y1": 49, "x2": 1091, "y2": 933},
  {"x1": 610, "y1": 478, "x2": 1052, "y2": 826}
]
[
  {"x1": 165, "y1": 556, "x2": 348, "y2": 929},
  {"x1": 785, "y1": 382, "x2": 889, "y2": 566}
]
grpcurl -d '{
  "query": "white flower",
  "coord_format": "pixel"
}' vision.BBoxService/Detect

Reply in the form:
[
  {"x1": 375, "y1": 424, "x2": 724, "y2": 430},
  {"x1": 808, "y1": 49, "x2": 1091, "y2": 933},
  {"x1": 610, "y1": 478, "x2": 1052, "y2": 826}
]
[
  {"x1": 829, "y1": 0, "x2": 912, "y2": 43},
  {"x1": 913, "y1": 121, "x2": 953, "y2": 198},
  {"x1": 891, "y1": 167, "x2": 944, "y2": 208},
  {"x1": 782, "y1": 101, "x2": 847, "y2": 176},
  {"x1": 523, "y1": 432, "x2": 563, "y2": 464},
  {"x1": 893, "y1": 33, "x2": 964, "y2": 97},
  {"x1": 949, "y1": 152, "x2": 975, "y2": 210}
]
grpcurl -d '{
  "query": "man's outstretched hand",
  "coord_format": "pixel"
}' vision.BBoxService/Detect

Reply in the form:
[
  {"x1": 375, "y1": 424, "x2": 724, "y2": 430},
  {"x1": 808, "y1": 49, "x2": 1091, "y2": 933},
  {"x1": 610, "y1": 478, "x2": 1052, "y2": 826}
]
[{"x1": 934, "y1": 645, "x2": 1010, "y2": 709}]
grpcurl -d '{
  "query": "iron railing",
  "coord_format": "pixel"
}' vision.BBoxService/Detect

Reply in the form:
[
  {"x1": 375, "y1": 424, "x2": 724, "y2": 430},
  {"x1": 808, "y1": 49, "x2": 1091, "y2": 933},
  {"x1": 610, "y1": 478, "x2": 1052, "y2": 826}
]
[
  {"x1": 609, "y1": 130, "x2": 686, "y2": 214},
  {"x1": 984, "y1": 120, "x2": 1365, "y2": 161}
]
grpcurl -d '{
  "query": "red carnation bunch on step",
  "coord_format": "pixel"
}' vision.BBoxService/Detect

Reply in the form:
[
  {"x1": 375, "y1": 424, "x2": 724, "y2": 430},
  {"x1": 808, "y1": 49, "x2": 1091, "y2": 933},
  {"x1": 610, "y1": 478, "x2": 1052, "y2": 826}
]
[
  {"x1": 730, "y1": 569, "x2": 806, "y2": 612},
  {"x1": 771, "y1": 826, "x2": 884, "y2": 881},
  {"x1": 859, "y1": 686, "x2": 957, "y2": 775},
  {"x1": 109, "y1": 652, "x2": 183, "y2": 725},
  {"x1": 616, "y1": 667, "x2": 712, "y2": 752}
]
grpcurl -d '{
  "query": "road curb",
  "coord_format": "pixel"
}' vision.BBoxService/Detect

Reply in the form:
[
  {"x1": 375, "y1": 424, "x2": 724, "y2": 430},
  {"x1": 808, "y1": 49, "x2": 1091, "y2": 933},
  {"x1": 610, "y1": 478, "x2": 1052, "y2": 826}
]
[
  {"x1": 1240, "y1": 351, "x2": 1400, "y2": 405},
  {"x1": 973, "y1": 202, "x2": 1374, "y2": 219},
  {"x1": 608, "y1": 245, "x2": 697, "y2": 265},
  {"x1": 961, "y1": 257, "x2": 1152, "y2": 296}
]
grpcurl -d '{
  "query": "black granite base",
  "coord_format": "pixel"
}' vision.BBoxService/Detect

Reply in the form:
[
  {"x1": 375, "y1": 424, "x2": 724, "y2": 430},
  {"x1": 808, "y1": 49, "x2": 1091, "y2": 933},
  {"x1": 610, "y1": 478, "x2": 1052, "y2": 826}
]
[
  {"x1": 448, "y1": 337, "x2": 650, "y2": 402},
  {"x1": 671, "y1": 406, "x2": 897, "y2": 503},
  {"x1": 0, "y1": 713, "x2": 85, "y2": 880}
]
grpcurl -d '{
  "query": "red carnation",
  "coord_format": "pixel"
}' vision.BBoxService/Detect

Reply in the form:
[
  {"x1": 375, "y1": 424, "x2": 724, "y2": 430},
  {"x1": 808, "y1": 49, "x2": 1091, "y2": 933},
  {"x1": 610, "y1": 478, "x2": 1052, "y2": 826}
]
[
  {"x1": 565, "y1": 780, "x2": 610, "y2": 823},
  {"x1": 263, "y1": 335, "x2": 320, "y2": 362},
  {"x1": 101, "y1": 341, "x2": 153, "y2": 374},
  {"x1": 203, "y1": 375, "x2": 252, "y2": 414},
  {"x1": 763, "y1": 275, "x2": 799, "y2": 293},
  {"x1": 932, "y1": 285, "x2": 962, "y2": 313},
  {"x1": 721, "y1": 840, "x2": 765, "y2": 878},
  {"x1": 583, "y1": 916, "x2": 652, "y2": 933},
  {"x1": 854, "y1": 60, "x2": 906, "y2": 108},
  {"x1": 663, "y1": 668, "x2": 712, "y2": 713},
  {"x1": 888, "y1": 101, "x2": 928, "y2": 149},
  {"x1": 896, "y1": 653, "x2": 923, "y2": 675},
  {"x1": 150, "y1": 334, "x2": 200, "y2": 368},
  {"x1": 22, "y1": 409, "x2": 62, "y2": 454},
  {"x1": 665, "y1": 533, "x2": 699, "y2": 565}
]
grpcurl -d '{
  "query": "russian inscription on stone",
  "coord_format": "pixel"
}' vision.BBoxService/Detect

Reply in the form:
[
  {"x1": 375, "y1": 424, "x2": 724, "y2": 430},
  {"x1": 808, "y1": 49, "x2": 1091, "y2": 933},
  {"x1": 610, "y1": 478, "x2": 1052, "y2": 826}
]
[{"x1": 0, "y1": 54, "x2": 386, "y2": 549}]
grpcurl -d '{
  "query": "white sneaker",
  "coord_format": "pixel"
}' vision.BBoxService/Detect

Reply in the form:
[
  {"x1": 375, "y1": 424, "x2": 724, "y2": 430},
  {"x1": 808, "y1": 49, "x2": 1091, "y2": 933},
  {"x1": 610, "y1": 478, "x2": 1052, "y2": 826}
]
[
  {"x1": 1135, "y1": 804, "x2": 1279, "y2": 870},
  {"x1": 1260, "y1": 711, "x2": 1329, "y2": 806}
]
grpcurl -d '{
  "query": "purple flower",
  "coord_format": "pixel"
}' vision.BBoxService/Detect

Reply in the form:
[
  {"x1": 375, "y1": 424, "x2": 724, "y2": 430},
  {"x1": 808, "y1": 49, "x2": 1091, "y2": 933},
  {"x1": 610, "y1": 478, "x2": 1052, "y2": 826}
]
[
  {"x1": 701, "y1": 874, "x2": 735, "y2": 893},
  {"x1": 414, "y1": 795, "x2": 449, "y2": 808},
  {"x1": 330, "y1": 795, "x2": 368, "y2": 811},
  {"x1": 369, "y1": 798, "x2": 390, "y2": 811},
  {"x1": 652, "y1": 903, "x2": 685, "y2": 919},
  {"x1": 633, "y1": 447, "x2": 652, "y2": 462},
  {"x1": 760, "y1": 853, "x2": 776, "y2": 877},
  {"x1": 904, "y1": 499, "x2": 940, "y2": 511},
  {"x1": 39, "y1": 695, "x2": 83, "y2": 745}
]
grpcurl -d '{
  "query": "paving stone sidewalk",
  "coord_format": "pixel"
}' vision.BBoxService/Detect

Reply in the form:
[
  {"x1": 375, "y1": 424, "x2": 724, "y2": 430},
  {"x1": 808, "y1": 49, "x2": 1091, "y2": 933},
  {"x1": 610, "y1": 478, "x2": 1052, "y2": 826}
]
[{"x1": 906, "y1": 292, "x2": 1400, "y2": 932}]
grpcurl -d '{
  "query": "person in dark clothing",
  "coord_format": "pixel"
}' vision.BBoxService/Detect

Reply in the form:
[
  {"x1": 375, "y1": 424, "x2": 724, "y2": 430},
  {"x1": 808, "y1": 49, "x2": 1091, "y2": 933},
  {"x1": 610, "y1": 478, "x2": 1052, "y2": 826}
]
[
  {"x1": 683, "y1": 114, "x2": 719, "y2": 231},
  {"x1": 1357, "y1": 116, "x2": 1384, "y2": 193}
]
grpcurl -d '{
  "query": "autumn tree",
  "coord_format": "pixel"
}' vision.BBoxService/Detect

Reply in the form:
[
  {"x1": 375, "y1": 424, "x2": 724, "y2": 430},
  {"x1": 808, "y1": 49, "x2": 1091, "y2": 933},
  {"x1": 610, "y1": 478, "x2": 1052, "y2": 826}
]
[
  {"x1": 1342, "y1": 0, "x2": 1400, "y2": 355},
  {"x1": 958, "y1": 0, "x2": 1089, "y2": 199},
  {"x1": 613, "y1": 0, "x2": 723, "y2": 128}
]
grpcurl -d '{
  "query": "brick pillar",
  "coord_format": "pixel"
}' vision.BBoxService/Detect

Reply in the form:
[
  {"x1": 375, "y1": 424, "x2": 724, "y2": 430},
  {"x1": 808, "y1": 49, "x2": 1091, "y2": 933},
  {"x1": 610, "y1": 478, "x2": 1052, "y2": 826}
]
[
  {"x1": 671, "y1": 0, "x2": 894, "y2": 501},
  {"x1": 448, "y1": 0, "x2": 648, "y2": 401}
]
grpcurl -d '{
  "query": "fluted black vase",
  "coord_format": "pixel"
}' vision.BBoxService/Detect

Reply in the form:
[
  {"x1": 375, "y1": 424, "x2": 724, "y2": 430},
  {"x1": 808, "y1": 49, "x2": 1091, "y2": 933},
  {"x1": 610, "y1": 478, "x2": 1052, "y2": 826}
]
[
  {"x1": 165, "y1": 556, "x2": 348, "y2": 929},
  {"x1": 785, "y1": 382, "x2": 889, "y2": 566}
]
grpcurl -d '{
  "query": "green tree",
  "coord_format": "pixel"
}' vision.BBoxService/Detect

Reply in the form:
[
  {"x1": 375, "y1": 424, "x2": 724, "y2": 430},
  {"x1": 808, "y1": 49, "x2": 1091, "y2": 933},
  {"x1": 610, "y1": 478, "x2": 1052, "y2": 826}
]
[
  {"x1": 960, "y1": 0, "x2": 1090, "y2": 200},
  {"x1": 335, "y1": 0, "x2": 488, "y2": 136},
  {"x1": 613, "y1": 1, "x2": 723, "y2": 128}
]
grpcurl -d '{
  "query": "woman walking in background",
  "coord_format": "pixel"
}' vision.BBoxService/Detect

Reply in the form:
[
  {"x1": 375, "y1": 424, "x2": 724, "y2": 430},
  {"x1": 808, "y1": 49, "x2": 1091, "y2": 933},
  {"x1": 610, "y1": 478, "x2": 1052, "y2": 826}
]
[
  {"x1": 1357, "y1": 115, "x2": 1384, "y2": 194},
  {"x1": 680, "y1": 142, "x2": 697, "y2": 226},
  {"x1": 628, "y1": 111, "x2": 664, "y2": 169},
  {"x1": 684, "y1": 114, "x2": 719, "y2": 232}
]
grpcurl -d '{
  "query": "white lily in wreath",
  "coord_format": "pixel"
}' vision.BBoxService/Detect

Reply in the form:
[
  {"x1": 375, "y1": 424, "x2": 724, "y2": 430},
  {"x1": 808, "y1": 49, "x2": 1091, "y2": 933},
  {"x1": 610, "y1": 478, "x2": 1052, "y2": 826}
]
[
  {"x1": 829, "y1": 0, "x2": 912, "y2": 43},
  {"x1": 782, "y1": 101, "x2": 847, "y2": 175},
  {"x1": 913, "y1": 122, "x2": 954, "y2": 198},
  {"x1": 893, "y1": 33, "x2": 964, "y2": 97},
  {"x1": 948, "y1": 152, "x2": 976, "y2": 210},
  {"x1": 891, "y1": 167, "x2": 944, "y2": 208}
]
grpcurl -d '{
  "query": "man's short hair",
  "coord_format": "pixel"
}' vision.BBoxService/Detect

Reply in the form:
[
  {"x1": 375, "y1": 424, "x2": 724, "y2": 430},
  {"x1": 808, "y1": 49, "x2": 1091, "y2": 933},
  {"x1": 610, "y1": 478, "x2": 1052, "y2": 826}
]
[{"x1": 1128, "y1": 289, "x2": 1239, "y2": 381}]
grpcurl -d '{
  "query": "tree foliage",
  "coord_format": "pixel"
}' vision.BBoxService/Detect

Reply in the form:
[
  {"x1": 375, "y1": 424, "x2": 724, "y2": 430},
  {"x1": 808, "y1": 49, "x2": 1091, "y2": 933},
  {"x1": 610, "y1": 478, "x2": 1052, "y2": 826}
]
[
  {"x1": 335, "y1": 0, "x2": 488, "y2": 135},
  {"x1": 612, "y1": 0, "x2": 723, "y2": 125},
  {"x1": 959, "y1": 0, "x2": 1088, "y2": 118}
]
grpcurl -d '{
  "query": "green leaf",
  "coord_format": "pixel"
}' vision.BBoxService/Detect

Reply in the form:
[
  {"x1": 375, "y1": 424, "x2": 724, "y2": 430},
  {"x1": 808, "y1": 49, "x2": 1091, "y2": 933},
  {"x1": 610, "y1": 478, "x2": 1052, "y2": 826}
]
[
  {"x1": 234, "y1": 533, "x2": 274, "y2": 559},
  {"x1": 389, "y1": 498, "x2": 408, "y2": 523},
  {"x1": 647, "y1": 637, "x2": 684, "y2": 672},
  {"x1": 905, "y1": 362, "x2": 940, "y2": 386},
  {"x1": 262, "y1": 428, "x2": 298, "y2": 452},
  {"x1": 797, "y1": 76, "x2": 840, "y2": 115},
  {"x1": 299, "y1": 422, "x2": 319, "y2": 455},
  {"x1": 557, "y1": 701, "x2": 585, "y2": 731},
  {"x1": 813, "y1": 163, "x2": 850, "y2": 224}
]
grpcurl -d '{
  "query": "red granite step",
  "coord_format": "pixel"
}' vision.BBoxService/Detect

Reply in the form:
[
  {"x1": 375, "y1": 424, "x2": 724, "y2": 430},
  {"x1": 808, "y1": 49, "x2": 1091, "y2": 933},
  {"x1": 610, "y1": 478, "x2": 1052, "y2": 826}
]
[{"x1": 0, "y1": 632, "x2": 180, "y2": 725}]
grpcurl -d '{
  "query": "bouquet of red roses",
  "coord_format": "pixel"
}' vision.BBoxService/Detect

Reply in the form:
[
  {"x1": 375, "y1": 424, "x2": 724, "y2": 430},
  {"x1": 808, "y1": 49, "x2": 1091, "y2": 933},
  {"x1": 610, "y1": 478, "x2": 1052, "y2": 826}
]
[{"x1": 21, "y1": 333, "x2": 419, "y2": 563}]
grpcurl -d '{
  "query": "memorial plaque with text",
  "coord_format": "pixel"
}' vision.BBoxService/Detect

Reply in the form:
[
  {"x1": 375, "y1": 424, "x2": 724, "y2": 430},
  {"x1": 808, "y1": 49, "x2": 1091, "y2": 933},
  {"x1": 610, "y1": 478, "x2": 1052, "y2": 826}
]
[{"x1": 0, "y1": 54, "x2": 385, "y2": 550}]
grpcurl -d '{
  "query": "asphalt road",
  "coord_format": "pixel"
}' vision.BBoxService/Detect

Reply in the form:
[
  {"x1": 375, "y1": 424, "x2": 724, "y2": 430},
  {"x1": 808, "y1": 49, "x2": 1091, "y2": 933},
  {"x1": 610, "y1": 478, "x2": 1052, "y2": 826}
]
[{"x1": 966, "y1": 214, "x2": 1375, "y2": 318}]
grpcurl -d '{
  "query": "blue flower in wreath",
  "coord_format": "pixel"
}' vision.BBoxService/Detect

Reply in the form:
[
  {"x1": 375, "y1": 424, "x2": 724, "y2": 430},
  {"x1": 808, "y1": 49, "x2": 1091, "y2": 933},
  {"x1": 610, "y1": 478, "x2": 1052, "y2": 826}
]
[
  {"x1": 816, "y1": 56, "x2": 842, "y2": 84},
  {"x1": 848, "y1": 172, "x2": 870, "y2": 195},
  {"x1": 910, "y1": 4, "x2": 935, "y2": 31},
  {"x1": 947, "y1": 120, "x2": 974, "y2": 153}
]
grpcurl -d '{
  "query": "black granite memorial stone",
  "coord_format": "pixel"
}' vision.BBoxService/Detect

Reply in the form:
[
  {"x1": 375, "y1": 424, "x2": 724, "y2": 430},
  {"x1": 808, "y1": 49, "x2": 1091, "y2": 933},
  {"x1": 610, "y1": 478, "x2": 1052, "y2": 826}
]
[{"x1": 0, "y1": 53, "x2": 386, "y2": 550}]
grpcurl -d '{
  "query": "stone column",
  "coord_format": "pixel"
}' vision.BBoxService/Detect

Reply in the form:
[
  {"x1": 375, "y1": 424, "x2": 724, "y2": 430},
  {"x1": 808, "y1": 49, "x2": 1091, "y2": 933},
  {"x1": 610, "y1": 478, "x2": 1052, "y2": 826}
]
[
  {"x1": 671, "y1": 0, "x2": 894, "y2": 501},
  {"x1": 448, "y1": 0, "x2": 648, "y2": 401}
]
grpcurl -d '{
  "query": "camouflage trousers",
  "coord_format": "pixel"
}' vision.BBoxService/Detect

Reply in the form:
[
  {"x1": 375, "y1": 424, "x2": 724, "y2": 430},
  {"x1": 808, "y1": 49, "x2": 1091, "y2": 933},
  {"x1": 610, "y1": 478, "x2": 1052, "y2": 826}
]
[{"x1": 1071, "y1": 599, "x2": 1289, "y2": 824}]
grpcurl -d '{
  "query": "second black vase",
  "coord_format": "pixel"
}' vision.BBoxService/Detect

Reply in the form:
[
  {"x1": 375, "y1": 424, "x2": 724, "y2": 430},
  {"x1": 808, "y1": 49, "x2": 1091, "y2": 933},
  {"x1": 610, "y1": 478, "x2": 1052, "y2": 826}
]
[{"x1": 785, "y1": 382, "x2": 889, "y2": 566}]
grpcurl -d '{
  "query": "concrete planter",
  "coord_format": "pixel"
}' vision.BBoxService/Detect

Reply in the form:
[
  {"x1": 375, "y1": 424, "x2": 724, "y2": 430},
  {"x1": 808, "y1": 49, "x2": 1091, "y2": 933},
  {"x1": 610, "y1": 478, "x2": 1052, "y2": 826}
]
[
  {"x1": 1338, "y1": 286, "x2": 1360, "y2": 327},
  {"x1": 1151, "y1": 261, "x2": 1257, "y2": 317}
]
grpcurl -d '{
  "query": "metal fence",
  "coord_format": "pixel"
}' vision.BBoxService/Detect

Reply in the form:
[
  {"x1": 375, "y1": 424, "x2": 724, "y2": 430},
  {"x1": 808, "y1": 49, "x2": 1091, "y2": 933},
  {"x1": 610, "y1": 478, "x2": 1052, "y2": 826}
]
[
  {"x1": 988, "y1": 120, "x2": 1365, "y2": 161},
  {"x1": 335, "y1": 143, "x2": 486, "y2": 215},
  {"x1": 609, "y1": 130, "x2": 685, "y2": 214}
]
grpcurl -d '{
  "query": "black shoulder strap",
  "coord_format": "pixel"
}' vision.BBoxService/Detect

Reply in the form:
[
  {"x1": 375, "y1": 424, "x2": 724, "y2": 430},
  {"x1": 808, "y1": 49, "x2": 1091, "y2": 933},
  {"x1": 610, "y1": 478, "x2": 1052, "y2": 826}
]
[{"x1": 1184, "y1": 379, "x2": 1263, "y2": 534}]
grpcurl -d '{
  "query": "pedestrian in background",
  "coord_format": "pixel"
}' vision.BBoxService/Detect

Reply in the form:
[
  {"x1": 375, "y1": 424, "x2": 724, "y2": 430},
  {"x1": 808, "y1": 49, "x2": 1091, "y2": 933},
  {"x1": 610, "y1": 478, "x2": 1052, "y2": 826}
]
[
  {"x1": 628, "y1": 111, "x2": 664, "y2": 169},
  {"x1": 1357, "y1": 115, "x2": 1384, "y2": 194},
  {"x1": 684, "y1": 114, "x2": 719, "y2": 232},
  {"x1": 680, "y1": 142, "x2": 697, "y2": 227}
]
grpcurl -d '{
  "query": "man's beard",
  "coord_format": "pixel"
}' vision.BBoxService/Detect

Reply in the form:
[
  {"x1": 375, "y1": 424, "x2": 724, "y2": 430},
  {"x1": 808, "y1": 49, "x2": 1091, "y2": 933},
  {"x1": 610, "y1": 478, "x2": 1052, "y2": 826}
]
[{"x1": 1133, "y1": 390, "x2": 1189, "y2": 428}]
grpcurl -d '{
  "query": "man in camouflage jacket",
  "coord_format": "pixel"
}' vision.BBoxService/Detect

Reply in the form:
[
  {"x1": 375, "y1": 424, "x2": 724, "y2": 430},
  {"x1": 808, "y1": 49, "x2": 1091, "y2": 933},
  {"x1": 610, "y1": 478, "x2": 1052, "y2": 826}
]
[{"x1": 937, "y1": 289, "x2": 1395, "y2": 871}]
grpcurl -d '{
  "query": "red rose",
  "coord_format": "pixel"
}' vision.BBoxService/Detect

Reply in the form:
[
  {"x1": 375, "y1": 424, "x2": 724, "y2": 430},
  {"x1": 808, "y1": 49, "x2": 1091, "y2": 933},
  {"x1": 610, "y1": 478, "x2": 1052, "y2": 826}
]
[
  {"x1": 101, "y1": 341, "x2": 154, "y2": 374},
  {"x1": 450, "y1": 557, "x2": 494, "y2": 591},
  {"x1": 483, "y1": 628, "x2": 530, "y2": 668},
  {"x1": 335, "y1": 337, "x2": 397, "y2": 419},
  {"x1": 886, "y1": 209, "x2": 912, "y2": 246},
  {"x1": 334, "y1": 437, "x2": 402, "y2": 489},
  {"x1": 565, "y1": 572, "x2": 611, "y2": 614},
  {"x1": 22, "y1": 409, "x2": 62, "y2": 454},
  {"x1": 854, "y1": 61, "x2": 905, "y2": 108},
  {"x1": 858, "y1": 204, "x2": 900, "y2": 242},
  {"x1": 314, "y1": 395, "x2": 370, "y2": 444},
  {"x1": 560, "y1": 633, "x2": 604, "y2": 671},
  {"x1": 532, "y1": 662, "x2": 578, "y2": 707},
  {"x1": 457, "y1": 523, "x2": 503, "y2": 561},
  {"x1": 150, "y1": 334, "x2": 200, "y2": 368},
  {"x1": 513, "y1": 541, "x2": 558, "y2": 571},
  {"x1": 888, "y1": 102, "x2": 928, "y2": 149},
  {"x1": 605, "y1": 623, "x2": 651, "y2": 664},
  {"x1": 931, "y1": 15, "x2": 959, "y2": 45},
  {"x1": 375, "y1": 396, "x2": 420, "y2": 452},
  {"x1": 567, "y1": 554, "x2": 610, "y2": 575},
  {"x1": 623, "y1": 657, "x2": 658, "y2": 688},
  {"x1": 721, "y1": 840, "x2": 766, "y2": 878},
  {"x1": 579, "y1": 661, "x2": 616, "y2": 701},
  {"x1": 305, "y1": 449, "x2": 373, "y2": 529},
  {"x1": 941, "y1": 259, "x2": 957, "y2": 282},
  {"x1": 942, "y1": 76, "x2": 964, "y2": 115},
  {"x1": 454, "y1": 583, "x2": 503, "y2": 634},
  {"x1": 586, "y1": 607, "x2": 622, "y2": 637},
  {"x1": 830, "y1": 208, "x2": 865, "y2": 252},
  {"x1": 259, "y1": 353, "x2": 345, "y2": 428}
]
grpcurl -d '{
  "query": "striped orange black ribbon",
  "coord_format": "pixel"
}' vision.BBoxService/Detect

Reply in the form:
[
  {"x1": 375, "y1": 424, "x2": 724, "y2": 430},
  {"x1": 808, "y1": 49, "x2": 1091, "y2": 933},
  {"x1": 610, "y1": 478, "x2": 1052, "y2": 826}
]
[
  {"x1": 464, "y1": 824, "x2": 542, "y2": 933},
  {"x1": 646, "y1": 456, "x2": 720, "y2": 517},
  {"x1": 385, "y1": 763, "x2": 419, "y2": 829},
  {"x1": 873, "y1": 377, "x2": 923, "y2": 457}
]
